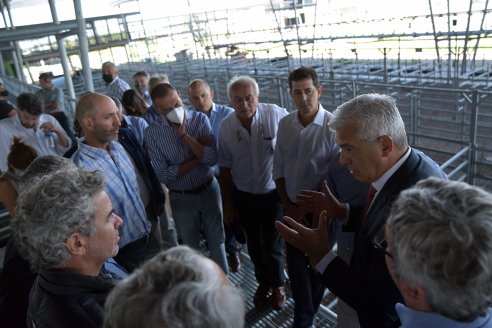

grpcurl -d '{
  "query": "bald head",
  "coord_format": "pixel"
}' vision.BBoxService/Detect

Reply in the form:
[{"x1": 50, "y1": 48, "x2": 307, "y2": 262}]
[{"x1": 76, "y1": 93, "x2": 121, "y2": 148}]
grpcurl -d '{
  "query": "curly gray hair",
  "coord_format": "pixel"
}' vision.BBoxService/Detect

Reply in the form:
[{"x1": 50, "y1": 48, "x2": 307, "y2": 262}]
[
  {"x1": 13, "y1": 169, "x2": 104, "y2": 271},
  {"x1": 227, "y1": 75, "x2": 259, "y2": 102},
  {"x1": 104, "y1": 246, "x2": 245, "y2": 328},
  {"x1": 387, "y1": 177, "x2": 492, "y2": 321},
  {"x1": 19, "y1": 155, "x2": 77, "y2": 191},
  {"x1": 329, "y1": 93, "x2": 408, "y2": 150}
]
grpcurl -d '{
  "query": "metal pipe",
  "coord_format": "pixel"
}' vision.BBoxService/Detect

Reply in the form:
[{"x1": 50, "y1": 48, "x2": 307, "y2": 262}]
[
  {"x1": 440, "y1": 146, "x2": 470, "y2": 170},
  {"x1": 471, "y1": 0, "x2": 489, "y2": 70},
  {"x1": 5, "y1": 1, "x2": 25, "y2": 82},
  {"x1": 461, "y1": 0, "x2": 474, "y2": 74},
  {"x1": 49, "y1": 0, "x2": 76, "y2": 104},
  {"x1": 447, "y1": 0, "x2": 452, "y2": 84},
  {"x1": 74, "y1": 0, "x2": 94, "y2": 92},
  {"x1": 0, "y1": 51, "x2": 5, "y2": 76},
  {"x1": 468, "y1": 91, "x2": 479, "y2": 184},
  {"x1": 427, "y1": 0, "x2": 442, "y2": 77}
]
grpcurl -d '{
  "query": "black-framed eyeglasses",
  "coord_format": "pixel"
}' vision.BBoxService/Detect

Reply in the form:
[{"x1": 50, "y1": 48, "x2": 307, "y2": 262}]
[{"x1": 372, "y1": 240, "x2": 394, "y2": 259}]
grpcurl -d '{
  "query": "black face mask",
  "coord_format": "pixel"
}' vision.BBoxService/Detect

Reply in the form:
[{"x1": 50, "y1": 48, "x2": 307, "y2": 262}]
[
  {"x1": 0, "y1": 90, "x2": 8, "y2": 97},
  {"x1": 102, "y1": 74, "x2": 114, "y2": 84}
]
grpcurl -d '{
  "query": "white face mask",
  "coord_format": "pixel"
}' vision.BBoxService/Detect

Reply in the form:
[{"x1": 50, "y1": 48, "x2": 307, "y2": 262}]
[{"x1": 166, "y1": 106, "x2": 185, "y2": 125}]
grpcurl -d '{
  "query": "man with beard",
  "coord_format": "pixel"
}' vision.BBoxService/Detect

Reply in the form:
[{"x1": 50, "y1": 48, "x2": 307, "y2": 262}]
[
  {"x1": 102, "y1": 61, "x2": 131, "y2": 101},
  {"x1": 0, "y1": 92, "x2": 70, "y2": 172},
  {"x1": 71, "y1": 92, "x2": 159, "y2": 272},
  {"x1": 133, "y1": 71, "x2": 152, "y2": 106}
]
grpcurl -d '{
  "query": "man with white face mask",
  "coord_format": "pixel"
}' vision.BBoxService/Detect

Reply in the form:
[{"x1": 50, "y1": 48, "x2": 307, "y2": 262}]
[{"x1": 145, "y1": 83, "x2": 228, "y2": 275}]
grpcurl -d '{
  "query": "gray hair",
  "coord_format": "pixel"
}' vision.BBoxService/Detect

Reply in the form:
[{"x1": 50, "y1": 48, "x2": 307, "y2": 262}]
[
  {"x1": 19, "y1": 155, "x2": 77, "y2": 190},
  {"x1": 226, "y1": 75, "x2": 259, "y2": 102},
  {"x1": 329, "y1": 93, "x2": 408, "y2": 149},
  {"x1": 387, "y1": 177, "x2": 492, "y2": 321},
  {"x1": 13, "y1": 169, "x2": 105, "y2": 271},
  {"x1": 104, "y1": 246, "x2": 245, "y2": 328},
  {"x1": 148, "y1": 75, "x2": 169, "y2": 91}
]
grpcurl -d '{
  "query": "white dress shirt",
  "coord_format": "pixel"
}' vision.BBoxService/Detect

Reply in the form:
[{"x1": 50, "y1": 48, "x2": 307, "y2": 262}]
[
  {"x1": 0, "y1": 114, "x2": 71, "y2": 172},
  {"x1": 218, "y1": 103, "x2": 288, "y2": 194}
]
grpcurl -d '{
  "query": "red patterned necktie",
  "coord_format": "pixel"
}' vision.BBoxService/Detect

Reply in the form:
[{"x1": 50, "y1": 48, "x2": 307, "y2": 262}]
[{"x1": 363, "y1": 185, "x2": 377, "y2": 219}]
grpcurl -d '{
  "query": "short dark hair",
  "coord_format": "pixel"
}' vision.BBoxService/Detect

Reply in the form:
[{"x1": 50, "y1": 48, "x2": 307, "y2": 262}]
[
  {"x1": 17, "y1": 93, "x2": 43, "y2": 116},
  {"x1": 150, "y1": 83, "x2": 176, "y2": 102},
  {"x1": 288, "y1": 66, "x2": 320, "y2": 90},
  {"x1": 39, "y1": 72, "x2": 54, "y2": 81}
]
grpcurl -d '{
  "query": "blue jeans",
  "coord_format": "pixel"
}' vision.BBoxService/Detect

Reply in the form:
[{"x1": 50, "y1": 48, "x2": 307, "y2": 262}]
[{"x1": 169, "y1": 177, "x2": 228, "y2": 275}]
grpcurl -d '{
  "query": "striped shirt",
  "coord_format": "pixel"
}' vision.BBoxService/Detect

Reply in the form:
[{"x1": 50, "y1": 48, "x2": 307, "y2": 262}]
[
  {"x1": 71, "y1": 140, "x2": 150, "y2": 247},
  {"x1": 145, "y1": 109, "x2": 217, "y2": 190},
  {"x1": 106, "y1": 77, "x2": 131, "y2": 101},
  {"x1": 142, "y1": 104, "x2": 160, "y2": 125}
]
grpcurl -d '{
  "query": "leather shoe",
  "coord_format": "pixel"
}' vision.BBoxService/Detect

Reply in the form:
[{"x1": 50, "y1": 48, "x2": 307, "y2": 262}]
[
  {"x1": 253, "y1": 283, "x2": 270, "y2": 307},
  {"x1": 227, "y1": 252, "x2": 241, "y2": 273},
  {"x1": 271, "y1": 287, "x2": 286, "y2": 311}
]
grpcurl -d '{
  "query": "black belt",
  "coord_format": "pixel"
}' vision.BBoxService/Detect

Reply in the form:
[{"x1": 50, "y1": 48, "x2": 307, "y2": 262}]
[{"x1": 169, "y1": 177, "x2": 213, "y2": 195}]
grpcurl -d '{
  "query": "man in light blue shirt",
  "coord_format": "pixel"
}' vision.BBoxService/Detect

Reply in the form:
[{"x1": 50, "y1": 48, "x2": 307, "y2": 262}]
[
  {"x1": 385, "y1": 178, "x2": 492, "y2": 328},
  {"x1": 72, "y1": 92, "x2": 159, "y2": 272}
]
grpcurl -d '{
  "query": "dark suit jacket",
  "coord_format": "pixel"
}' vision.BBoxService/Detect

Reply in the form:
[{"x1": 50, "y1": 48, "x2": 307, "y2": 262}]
[
  {"x1": 118, "y1": 127, "x2": 165, "y2": 223},
  {"x1": 321, "y1": 148, "x2": 446, "y2": 328}
]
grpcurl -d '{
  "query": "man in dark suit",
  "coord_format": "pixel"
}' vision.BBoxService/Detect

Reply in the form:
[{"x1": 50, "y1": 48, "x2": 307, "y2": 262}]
[{"x1": 276, "y1": 93, "x2": 447, "y2": 328}]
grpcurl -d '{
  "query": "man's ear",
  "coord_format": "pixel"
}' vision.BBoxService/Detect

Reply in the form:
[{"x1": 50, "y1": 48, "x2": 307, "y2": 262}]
[
  {"x1": 210, "y1": 89, "x2": 215, "y2": 100},
  {"x1": 399, "y1": 281, "x2": 429, "y2": 311},
  {"x1": 317, "y1": 86, "x2": 323, "y2": 97},
  {"x1": 81, "y1": 117, "x2": 93, "y2": 129},
  {"x1": 65, "y1": 233, "x2": 87, "y2": 256},
  {"x1": 377, "y1": 135, "x2": 393, "y2": 157}
]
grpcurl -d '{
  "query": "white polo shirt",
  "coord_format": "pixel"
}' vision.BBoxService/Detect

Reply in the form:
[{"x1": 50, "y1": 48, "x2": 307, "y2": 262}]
[
  {"x1": 218, "y1": 103, "x2": 288, "y2": 194},
  {"x1": 273, "y1": 104, "x2": 338, "y2": 202}
]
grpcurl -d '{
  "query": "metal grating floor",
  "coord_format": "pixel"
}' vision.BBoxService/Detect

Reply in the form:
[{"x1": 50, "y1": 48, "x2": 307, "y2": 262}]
[{"x1": 228, "y1": 252, "x2": 338, "y2": 328}]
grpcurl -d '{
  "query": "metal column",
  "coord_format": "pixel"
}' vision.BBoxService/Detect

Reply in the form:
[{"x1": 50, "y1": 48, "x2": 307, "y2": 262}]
[
  {"x1": 48, "y1": 0, "x2": 76, "y2": 102},
  {"x1": 74, "y1": 0, "x2": 94, "y2": 92},
  {"x1": 5, "y1": 1, "x2": 25, "y2": 82}
]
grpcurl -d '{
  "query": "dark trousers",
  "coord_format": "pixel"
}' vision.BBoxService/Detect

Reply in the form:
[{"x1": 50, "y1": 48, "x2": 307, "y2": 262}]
[
  {"x1": 287, "y1": 243, "x2": 325, "y2": 327},
  {"x1": 114, "y1": 233, "x2": 160, "y2": 273},
  {"x1": 234, "y1": 188, "x2": 285, "y2": 287}
]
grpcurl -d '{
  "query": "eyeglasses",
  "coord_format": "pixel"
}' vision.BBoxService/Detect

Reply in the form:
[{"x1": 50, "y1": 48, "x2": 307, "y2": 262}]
[{"x1": 372, "y1": 239, "x2": 394, "y2": 259}]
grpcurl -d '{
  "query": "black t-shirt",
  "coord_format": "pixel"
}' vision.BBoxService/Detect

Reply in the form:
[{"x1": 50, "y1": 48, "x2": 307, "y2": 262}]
[{"x1": 0, "y1": 100, "x2": 14, "y2": 120}]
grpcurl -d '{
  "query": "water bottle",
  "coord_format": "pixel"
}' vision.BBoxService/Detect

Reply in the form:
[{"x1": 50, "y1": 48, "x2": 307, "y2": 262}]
[{"x1": 45, "y1": 131, "x2": 55, "y2": 148}]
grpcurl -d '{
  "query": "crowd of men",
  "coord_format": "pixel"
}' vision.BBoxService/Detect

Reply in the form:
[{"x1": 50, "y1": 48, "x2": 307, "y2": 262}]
[{"x1": 0, "y1": 62, "x2": 491, "y2": 328}]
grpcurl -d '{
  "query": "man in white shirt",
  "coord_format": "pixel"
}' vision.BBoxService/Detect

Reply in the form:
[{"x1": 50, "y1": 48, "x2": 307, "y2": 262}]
[
  {"x1": 273, "y1": 66, "x2": 346, "y2": 327},
  {"x1": 0, "y1": 93, "x2": 70, "y2": 172},
  {"x1": 218, "y1": 76, "x2": 288, "y2": 310}
]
